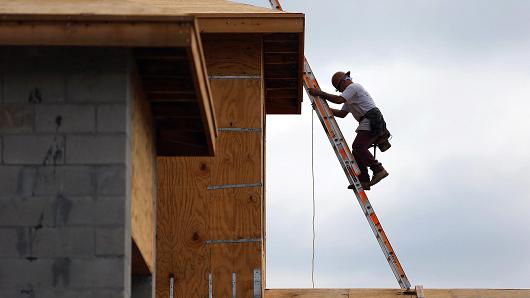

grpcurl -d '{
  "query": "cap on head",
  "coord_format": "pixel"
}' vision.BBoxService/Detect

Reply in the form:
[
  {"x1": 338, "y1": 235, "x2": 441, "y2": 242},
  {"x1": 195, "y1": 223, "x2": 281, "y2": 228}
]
[{"x1": 331, "y1": 71, "x2": 351, "y2": 90}]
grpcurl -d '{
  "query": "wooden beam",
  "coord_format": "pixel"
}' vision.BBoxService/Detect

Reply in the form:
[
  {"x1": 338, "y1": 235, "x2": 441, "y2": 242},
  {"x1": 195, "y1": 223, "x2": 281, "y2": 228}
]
[
  {"x1": 198, "y1": 16, "x2": 304, "y2": 33},
  {"x1": 189, "y1": 20, "x2": 217, "y2": 156},
  {"x1": 265, "y1": 289, "x2": 530, "y2": 298},
  {"x1": 0, "y1": 20, "x2": 194, "y2": 47}
]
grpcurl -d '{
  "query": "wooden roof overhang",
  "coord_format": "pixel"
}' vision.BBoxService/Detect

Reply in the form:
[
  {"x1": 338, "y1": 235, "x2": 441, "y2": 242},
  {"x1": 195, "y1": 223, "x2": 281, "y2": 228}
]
[
  {"x1": 0, "y1": 13, "x2": 217, "y2": 156},
  {"x1": 0, "y1": 0, "x2": 305, "y2": 154}
]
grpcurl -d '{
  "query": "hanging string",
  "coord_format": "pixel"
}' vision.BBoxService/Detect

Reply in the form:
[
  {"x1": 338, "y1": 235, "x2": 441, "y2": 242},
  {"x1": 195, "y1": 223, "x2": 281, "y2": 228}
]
[{"x1": 311, "y1": 106, "x2": 316, "y2": 288}]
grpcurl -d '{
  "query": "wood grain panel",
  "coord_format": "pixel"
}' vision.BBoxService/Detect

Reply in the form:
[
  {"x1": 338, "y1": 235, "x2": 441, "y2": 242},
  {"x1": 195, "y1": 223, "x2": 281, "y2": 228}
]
[
  {"x1": 210, "y1": 244, "x2": 233, "y2": 298},
  {"x1": 423, "y1": 289, "x2": 530, "y2": 298},
  {"x1": 210, "y1": 132, "x2": 262, "y2": 185},
  {"x1": 209, "y1": 187, "x2": 261, "y2": 240},
  {"x1": 156, "y1": 249, "x2": 209, "y2": 298},
  {"x1": 202, "y1": 34, "x2": 261, "y2": 76},
  {"x1": 234, "y1": 242, "x2": 261, "y2": 298},
  {"x1": 210, "y1": 242, "x2": 261, "y2": 298},
  {"x1": 210, "y1": 79, "x2": 263, "y2": 128},
  {"x1": 265, "y1": 289, "x2": 530, "y2": 298},
  {"x1": 156, "y1": 157, "x2": 210, "y2": 298},
  {"x1": 131, "y1": 69, "x2": 156, "y2": 273}
]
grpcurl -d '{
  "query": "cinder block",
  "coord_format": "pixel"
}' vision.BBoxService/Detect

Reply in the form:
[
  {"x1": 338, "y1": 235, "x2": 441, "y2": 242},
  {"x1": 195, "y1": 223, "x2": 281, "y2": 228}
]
[
  {"x1": 3, "y1": 51, "x2": 66, "y2": 103},
  {"x1": 0, "y1": 289, "x2": 19, "y2": 298},
  {"x1": 94, "y1": 289, "x2": 126, "y2": 298},
  {"x1": 4, "y1": 73, "x2": 66, "y2": 103},
  {"x1": 32, "y1": 227, "x2": 94, "y2": 257},
  {"x1": 95, "y1": 197, "x2": 126, "y2": 226},
  {"x1": 0, "y1": 196, "x2": 48, "y2": 227},
  {"x1": 96, "y1": 166, "x2": 126, "y2": 195},
  {"x1": 0, "y1": 259, "x2": 54, "y2": 288},
  {"x1": 66, "y1": 70, "x2": 126, "y2": 103},
  {"x1": 29, "y1": 166, "x2": 95, "y2": 196},
  {"x1": 66, "y1": 135, "x2": 126, "y2": 164},
  {"x1": 35, "y1": 289, "x2": 93, "y2": 298},
  {"x1": 0, "y1": 166, "x2": 20, "y2": 195},
  {"x1": 64, "y1": 258, "x2": 125, "y2": 288},
  {"x1": 3, "y1": 135, "x2": 65, "y2": 165},
  {"x1": 42, "y1": 196, "x2": 95, "y2": 226},
  {"x1": 92, "y1": 257, "x2": 124, "y2": 287},
  {"x1": 35, "y1": 104, "x2": 95, "y2": 133},
  {"x1": 97, "y1": 104, "x2": 127, "y2": 133},
  {"x1": 0, "y1": 228, "x2": 24, "y2": 257},
  {"x1": 0, "y1": 104, "x2": 33, "y2": 133},
  {"x1": 96, "y1": 227, "x2": 124, "y2": 256}
]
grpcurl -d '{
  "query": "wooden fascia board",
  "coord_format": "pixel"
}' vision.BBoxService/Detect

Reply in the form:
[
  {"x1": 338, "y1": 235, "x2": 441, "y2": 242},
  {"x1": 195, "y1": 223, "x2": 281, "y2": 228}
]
[
  {"x1": 189, "y1": 19, "x2": 217, "y2": 156},
  {"x1": 0, "y1": 18, "x2": 195, "y2": 47},
  {"x1": 296, "y1": 32, "x2": 305, "y2": 114},
  {"x1": 197, "y1": 14, "x2": 304, "y2": 33}
]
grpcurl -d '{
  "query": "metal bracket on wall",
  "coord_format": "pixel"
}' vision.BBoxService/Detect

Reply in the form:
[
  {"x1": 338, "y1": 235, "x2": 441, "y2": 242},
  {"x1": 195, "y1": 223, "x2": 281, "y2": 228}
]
[
  {"x1": 169, "y1": 273, "x2": 175, "y2": 298},
  {"x1": 209, "y1": 75, "x2": 262, "y2": 80},
  {"x1": 205, "y1": 238, "x2": 262, "y2": 245},
  {"x1": 253, "y1": 268, "x2": 262, "y2": 298},
  {"x1": 207, "y1": 182, "x2": 262, "y2": 191},
  {"x1": 208, "y1": 273, "x2": 213, "y2": 298},
  {"x1": 217, "y1": 127, "x2": 262, "y2": 132},
  {"x1": 232, "y1": 272, "x2": 237, "y2": 298}
]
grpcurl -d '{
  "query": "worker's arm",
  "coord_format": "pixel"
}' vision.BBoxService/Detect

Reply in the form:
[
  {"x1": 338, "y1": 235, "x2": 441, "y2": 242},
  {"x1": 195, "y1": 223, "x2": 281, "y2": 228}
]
[
  {"x1": 308, "y1": 88, "x2": 346, "y2": 104},
  {"x1": 331, "y1": 108, "x2": 348, "y2": 118}
]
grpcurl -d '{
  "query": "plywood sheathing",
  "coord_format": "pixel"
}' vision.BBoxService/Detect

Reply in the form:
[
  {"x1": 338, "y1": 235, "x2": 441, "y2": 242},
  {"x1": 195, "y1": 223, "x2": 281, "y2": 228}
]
[
  {"x1": 156, "y1": 35, "x2": 265, "y2": 297},
  {"x1": 203, "y1": 33, "x2": 304, "y2": 114},
  {"x1": 131, "y1": 69, "x2": 157, "y2": 273},
  {"x1": 265, "y1": 288, "x2": 530, "y2": 298}
]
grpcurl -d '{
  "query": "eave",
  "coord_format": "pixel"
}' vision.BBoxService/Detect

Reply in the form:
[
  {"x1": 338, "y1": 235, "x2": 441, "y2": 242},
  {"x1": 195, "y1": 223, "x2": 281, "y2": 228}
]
[{"x1": 0, "y1": 16, "x2": 218, "y2": 156}]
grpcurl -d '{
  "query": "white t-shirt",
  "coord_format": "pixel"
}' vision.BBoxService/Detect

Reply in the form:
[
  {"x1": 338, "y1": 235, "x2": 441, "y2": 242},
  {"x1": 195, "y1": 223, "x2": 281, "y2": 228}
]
[{"x1": 340, "y1": 82, "x2": 377, "y2": 131}]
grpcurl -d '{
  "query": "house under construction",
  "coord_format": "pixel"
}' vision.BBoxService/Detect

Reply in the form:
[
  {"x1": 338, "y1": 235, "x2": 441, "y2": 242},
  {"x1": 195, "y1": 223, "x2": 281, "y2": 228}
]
[{"x1": 0, "y1": 0, "x2": 529, "y2": 297}]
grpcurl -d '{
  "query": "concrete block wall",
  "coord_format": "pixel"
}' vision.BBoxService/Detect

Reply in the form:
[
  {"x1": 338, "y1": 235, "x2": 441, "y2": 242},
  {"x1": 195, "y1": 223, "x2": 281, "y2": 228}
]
[{"x1": 0, "y1": 47, "x2": 132, "y2": 298}]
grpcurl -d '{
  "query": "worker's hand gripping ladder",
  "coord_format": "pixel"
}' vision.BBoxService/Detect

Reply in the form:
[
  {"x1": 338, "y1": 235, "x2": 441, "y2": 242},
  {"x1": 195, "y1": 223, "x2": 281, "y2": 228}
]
[{"x1": 268, "y1": 0, "x2": 412, "y2": 291}]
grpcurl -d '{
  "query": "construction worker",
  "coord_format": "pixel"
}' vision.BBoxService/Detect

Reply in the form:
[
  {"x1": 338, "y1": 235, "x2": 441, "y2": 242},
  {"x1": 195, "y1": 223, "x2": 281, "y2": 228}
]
[{"x1": 308, "y1": 71, "x2": 389, "y2": 190}]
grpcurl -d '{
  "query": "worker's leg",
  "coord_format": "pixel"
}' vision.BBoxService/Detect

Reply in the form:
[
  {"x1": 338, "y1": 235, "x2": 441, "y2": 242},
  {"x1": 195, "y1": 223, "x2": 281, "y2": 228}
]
[{"x1": 351, "y1": 130, "x2": 385, "y2": 175}]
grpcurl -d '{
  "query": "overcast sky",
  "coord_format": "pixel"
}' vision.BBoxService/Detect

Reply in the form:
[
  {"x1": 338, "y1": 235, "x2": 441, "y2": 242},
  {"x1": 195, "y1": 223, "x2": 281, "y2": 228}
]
[{"x1": 236, "y1": 0, "x2": 530, "y2": 289}]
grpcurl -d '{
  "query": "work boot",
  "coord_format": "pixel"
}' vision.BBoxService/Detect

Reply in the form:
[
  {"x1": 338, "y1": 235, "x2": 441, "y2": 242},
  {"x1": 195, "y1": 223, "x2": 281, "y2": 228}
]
[
  {"x1": 370, "y1": 169, "x2": 389, "y2": 187},
  {"x1": 348, "y1": 181, "x2": 371, "y2": 191}
]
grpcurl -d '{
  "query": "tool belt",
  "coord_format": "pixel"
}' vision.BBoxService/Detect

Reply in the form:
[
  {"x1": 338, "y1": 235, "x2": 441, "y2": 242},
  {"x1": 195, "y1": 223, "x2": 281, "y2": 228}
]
[{"x1": 360, "y1": 108, "x2": 391, "y2": 152}]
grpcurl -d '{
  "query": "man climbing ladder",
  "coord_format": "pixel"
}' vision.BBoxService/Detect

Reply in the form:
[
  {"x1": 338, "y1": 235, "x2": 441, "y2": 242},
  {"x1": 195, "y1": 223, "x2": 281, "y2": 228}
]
[
  {"x1": 309, "y1": 71, "x2": 390, "y2": 190},
  {"x1": 269, "y1": 0, "x2": 418, "y2": 292}
]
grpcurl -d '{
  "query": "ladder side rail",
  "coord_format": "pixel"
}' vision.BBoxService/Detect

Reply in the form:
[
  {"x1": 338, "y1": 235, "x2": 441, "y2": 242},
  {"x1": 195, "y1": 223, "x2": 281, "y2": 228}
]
[{"x1": 269, "y1": 0, "x2": 412, "y2": 290}]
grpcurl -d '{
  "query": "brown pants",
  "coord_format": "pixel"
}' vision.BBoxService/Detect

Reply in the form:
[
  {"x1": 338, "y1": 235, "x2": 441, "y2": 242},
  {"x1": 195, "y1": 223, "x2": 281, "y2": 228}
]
[{"x1": 352, "y1": 130, "x2": 384, "y2": 183}]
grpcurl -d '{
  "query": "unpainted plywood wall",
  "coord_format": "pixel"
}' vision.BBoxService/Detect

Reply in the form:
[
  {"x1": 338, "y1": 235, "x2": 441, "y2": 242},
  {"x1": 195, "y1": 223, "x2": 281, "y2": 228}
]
[
  {"x1": 131, "y1": 69, "x2": 157, "y2": 273},
  {"x1": 156, "y1": 34, "x2": 264, "y2": 298}
]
